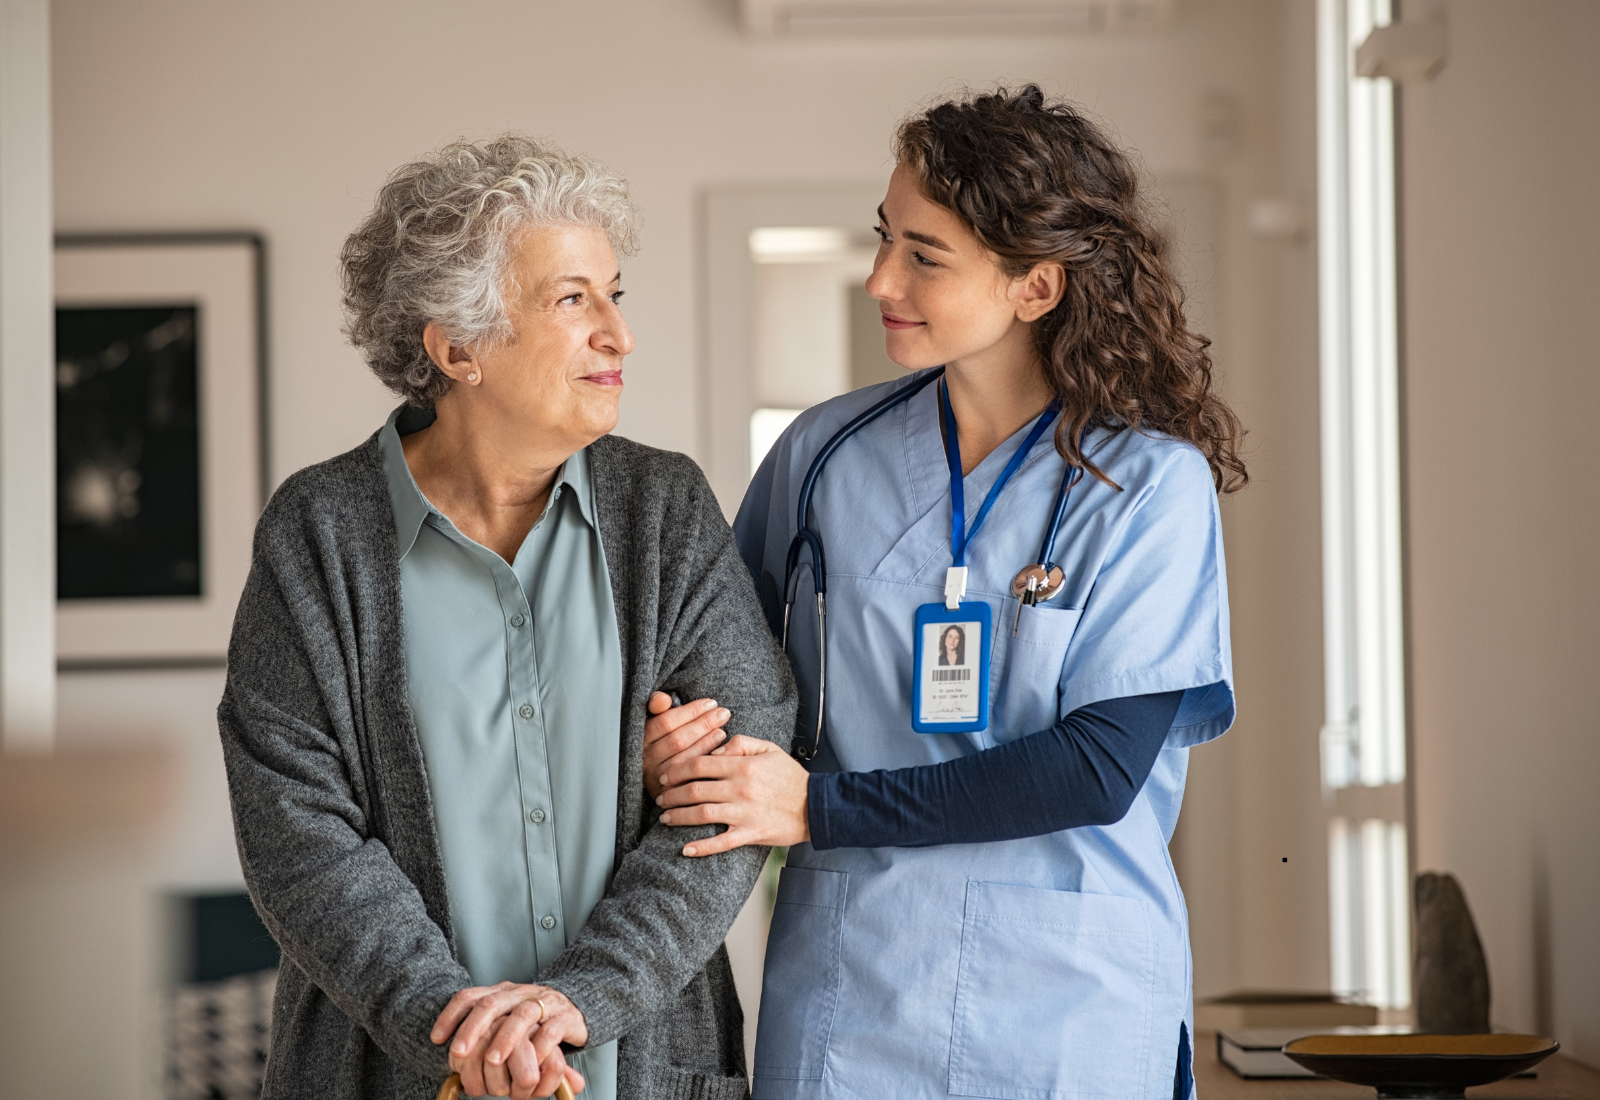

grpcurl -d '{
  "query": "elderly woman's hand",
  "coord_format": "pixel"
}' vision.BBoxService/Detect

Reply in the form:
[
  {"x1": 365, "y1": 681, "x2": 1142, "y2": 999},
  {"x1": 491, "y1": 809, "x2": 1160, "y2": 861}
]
[
  {"x1": 655, "y1": 734, "x2": 811, "y2": 856},
  {"x1": 643, "y1": 692, "x2": 731, "y2": 800},
  {"x1": 433, "y1": 982, "x2": 588, "y2": 1098}
]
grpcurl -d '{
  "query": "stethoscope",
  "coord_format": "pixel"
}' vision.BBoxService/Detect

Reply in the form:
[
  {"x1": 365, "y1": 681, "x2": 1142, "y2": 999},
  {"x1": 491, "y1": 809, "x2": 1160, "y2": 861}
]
[{"x1": 781, "y1": 367, "x2": 1081, "y2": 761}]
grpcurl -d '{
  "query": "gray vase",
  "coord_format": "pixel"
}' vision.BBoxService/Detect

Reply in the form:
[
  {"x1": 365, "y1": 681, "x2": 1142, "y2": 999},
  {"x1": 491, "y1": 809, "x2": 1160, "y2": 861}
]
[{"x1": 1413, "y1": 871, "x2": 1491, "y2": 1033}]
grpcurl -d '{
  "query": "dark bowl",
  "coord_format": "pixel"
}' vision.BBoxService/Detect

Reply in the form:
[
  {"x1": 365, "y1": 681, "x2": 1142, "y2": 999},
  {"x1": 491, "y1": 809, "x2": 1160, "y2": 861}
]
[{"x1": 1281, "y1": 1033, "x2": 1559, "y2": 1099}]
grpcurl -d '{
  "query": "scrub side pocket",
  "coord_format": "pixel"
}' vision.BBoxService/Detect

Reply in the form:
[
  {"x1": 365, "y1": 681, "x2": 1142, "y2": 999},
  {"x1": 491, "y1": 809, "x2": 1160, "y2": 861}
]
[
  {"x1": 989, "y1": 604, "x2": 1083, "y2": 743},
  {"x1": 753, "y1": 866, "x2": 849, "y2": 1083},
  {"x1": 947, "y1": 881, "x2": 1155, "y2": 1100}
]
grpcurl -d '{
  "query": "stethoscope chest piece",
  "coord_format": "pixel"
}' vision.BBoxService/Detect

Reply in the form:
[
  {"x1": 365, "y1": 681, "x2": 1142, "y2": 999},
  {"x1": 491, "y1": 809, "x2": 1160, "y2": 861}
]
[
  {"x1": 1011, "y1": 564, "x2": 1064, "y2": 604},
  {"x1": 1010, "y1": 563, "x2": 1065, "y2": 636}
]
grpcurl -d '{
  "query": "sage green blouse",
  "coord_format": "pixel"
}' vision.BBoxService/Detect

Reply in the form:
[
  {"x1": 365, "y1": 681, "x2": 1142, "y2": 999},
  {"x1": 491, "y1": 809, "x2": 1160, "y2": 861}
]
[{"x1": 380, "y1": 408, "x2": 621, "y2": 1099}]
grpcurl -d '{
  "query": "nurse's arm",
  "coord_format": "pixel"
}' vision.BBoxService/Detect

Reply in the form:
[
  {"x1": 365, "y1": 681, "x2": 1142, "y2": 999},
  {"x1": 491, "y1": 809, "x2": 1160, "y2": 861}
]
[
  {"x1": 658, "y1": 690, "x2": 1195, "y2": 853},
  {"x1": 656, "y1": 735, "x2": 811, "y2": 856}
]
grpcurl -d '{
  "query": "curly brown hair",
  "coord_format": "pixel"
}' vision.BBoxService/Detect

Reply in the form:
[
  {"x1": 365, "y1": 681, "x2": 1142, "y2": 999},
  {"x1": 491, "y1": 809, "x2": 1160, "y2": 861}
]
[{"x1": 895, "y1": 85, "x2": 1247, "y2": 492}]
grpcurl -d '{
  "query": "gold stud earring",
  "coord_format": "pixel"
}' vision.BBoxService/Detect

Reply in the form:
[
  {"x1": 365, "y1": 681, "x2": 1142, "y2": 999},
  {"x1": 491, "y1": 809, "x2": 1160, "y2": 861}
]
[{"x1": 466, "y1": 372, "x2": 478, "y2": 382}]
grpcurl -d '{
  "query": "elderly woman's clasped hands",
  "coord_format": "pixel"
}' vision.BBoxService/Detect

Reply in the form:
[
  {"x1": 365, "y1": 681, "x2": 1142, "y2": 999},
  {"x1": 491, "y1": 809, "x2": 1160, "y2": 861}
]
[{"x1": 431, "y1": 981, "x2": 587, "y2": 1100}]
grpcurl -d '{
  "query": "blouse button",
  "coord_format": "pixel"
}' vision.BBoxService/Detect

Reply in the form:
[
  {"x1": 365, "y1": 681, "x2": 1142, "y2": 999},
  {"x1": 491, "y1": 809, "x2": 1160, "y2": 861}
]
[
  {"x1": 510, "y1": 614, "x2": 526, "y2": 628},
  {"x1": 540, "y1": 915, "x2": 557, "y2": 930},
  {"x1": 519, "y1": 704, "x2": 534, "y2": 719}
]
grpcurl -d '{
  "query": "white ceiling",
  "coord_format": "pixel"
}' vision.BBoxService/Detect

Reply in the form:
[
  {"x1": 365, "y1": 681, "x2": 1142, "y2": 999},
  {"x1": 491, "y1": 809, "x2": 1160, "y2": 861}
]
[{"x1": 739, "y1": 0, "x2": 1177, "y2": 38}]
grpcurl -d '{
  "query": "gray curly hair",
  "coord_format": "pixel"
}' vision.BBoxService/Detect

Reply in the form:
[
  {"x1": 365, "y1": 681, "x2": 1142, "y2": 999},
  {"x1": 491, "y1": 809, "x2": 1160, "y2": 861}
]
[{"x1": 340, "y1": 135, "x2": 639, "y2": 406}]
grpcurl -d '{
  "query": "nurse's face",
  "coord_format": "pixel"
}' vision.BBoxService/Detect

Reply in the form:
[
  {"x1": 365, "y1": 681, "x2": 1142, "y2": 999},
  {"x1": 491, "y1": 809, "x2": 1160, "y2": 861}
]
[{"x1": 865, "y1": 164, "x2": 1058, "y2": 372}]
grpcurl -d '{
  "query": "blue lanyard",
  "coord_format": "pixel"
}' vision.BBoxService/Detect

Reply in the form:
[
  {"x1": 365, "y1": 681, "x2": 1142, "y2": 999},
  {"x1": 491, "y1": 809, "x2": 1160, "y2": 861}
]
[{"x1": 938, "y1": 381, "x2": 1059, "y2": 568}]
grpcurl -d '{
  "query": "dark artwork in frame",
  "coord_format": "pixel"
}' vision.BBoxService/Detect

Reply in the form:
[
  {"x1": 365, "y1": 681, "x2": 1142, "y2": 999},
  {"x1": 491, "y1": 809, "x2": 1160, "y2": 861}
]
[{"x1": 56, "y1": 304, "x2": 203, "y2": 600}]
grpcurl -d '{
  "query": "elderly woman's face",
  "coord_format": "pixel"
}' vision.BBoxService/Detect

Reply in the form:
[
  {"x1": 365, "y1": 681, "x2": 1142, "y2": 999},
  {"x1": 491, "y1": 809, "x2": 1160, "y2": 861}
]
[{"x1": 474, "y1": 224, "x2": 633, "y2": 446}]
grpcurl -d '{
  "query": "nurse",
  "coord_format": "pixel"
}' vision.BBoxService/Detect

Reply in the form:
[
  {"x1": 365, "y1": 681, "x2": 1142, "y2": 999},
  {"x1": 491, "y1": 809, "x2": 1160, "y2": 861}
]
[{"x1": 652, "y1": 85, "x2": 1245, "y2": 1099}]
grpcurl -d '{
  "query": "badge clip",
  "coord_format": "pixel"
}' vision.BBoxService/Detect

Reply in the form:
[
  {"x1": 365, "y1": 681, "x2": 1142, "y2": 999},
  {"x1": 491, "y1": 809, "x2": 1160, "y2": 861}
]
[{"x1": 944, "y1": 566, "x2": 968, "y2": 610}]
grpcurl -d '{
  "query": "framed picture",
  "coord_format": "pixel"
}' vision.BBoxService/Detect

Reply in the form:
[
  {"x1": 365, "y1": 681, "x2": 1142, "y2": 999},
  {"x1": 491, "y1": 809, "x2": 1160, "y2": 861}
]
[{"x1": 54, "y1": 233, "x2": 268, "y2": 670}]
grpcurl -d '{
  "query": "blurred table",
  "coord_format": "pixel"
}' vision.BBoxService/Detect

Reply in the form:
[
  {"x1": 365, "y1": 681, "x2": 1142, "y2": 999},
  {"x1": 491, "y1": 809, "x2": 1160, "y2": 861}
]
[{"x1": 1196, "y1": 1031, "x2": 1600, "y2": 1099}]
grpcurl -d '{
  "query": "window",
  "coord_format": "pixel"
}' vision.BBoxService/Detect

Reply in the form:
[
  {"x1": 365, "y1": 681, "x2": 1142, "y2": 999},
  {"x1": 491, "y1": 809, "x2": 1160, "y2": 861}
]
[
  {"x1": 1317, "y1": 0, "x2": 1411, "y2": 1009},
  {"x1": 744, "y1": 224, "x2": 889, "y2": 479}
]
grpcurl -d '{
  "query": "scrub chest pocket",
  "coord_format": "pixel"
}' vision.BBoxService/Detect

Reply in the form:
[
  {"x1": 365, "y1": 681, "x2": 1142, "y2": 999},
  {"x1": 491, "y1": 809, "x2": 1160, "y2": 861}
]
[
  {"x1": 755, "y1": 867, "x2": 849, "y2": 1081},
  {"x1": 948, "y1": 882, "x2": 1156, "y2": 1100},
  {"x1": 990, "y1": 604, "x2": 1083, "y2": 741}
]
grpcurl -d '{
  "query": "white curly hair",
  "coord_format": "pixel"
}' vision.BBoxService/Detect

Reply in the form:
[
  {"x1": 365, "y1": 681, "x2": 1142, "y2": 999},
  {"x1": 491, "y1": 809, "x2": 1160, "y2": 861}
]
[{"x1": 340, "y1": 134, "x2": 639, "y2": 406}]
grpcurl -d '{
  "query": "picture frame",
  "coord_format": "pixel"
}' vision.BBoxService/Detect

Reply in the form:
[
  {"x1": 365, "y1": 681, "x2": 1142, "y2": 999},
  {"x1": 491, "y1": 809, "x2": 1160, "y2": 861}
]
[{"x1": 54, "y1": 232, "x2": 268, "y2": 671}]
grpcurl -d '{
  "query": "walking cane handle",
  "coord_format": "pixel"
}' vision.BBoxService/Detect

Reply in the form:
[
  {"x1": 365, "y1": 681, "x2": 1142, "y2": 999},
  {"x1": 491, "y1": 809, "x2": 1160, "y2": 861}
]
[{"x1": 436, "y1": 1073, "x2": 575, "y2": 1100}]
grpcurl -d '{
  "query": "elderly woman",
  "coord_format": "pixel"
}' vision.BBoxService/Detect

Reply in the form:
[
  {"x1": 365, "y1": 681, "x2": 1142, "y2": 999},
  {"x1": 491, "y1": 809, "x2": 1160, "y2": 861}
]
[{"x1": 219, "y1": 136, "x2": 794, "y2": 1100}]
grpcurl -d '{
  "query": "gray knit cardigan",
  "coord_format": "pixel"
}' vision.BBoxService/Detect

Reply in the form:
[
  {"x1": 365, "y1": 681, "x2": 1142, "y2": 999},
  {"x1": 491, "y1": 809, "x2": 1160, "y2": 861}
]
[{"x1": 218, "y1": 430, "x2": 796, "y2": 1100}]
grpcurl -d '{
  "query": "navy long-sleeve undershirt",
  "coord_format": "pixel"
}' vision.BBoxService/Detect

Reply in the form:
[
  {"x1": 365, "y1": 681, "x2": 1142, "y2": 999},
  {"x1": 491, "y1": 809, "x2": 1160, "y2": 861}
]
[{"x1": 807, "y1": 689, "x2": 1185, "y2": 850}]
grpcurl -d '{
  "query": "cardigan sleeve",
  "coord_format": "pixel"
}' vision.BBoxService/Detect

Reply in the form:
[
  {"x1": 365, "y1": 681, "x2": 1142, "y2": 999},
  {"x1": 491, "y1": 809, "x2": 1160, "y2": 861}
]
[
  {"x1": 217, "y1": 489, "x2": 469, "y2": 1079},
  {"x1": 537, "y1": 452, "x2": 798, "y2": 1048}
]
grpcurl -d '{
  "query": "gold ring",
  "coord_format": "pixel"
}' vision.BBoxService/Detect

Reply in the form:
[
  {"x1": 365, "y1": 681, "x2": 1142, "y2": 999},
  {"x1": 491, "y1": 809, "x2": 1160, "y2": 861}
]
[{"x1": 535, "y1": 997, "x2": 548, "y2": 1024}]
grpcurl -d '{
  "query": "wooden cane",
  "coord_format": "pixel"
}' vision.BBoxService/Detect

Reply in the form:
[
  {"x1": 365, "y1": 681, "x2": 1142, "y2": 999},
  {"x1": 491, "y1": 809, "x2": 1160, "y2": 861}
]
[{"x1": 437, "y1": 1072, "x2": 576, "y2": 1100}]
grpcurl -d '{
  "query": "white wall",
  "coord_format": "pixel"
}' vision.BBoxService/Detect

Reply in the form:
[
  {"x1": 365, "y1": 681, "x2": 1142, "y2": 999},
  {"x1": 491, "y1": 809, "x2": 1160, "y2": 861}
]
[
  {"x1": 51, "y1": 0, "x2": 1294, "y2": 483},
  {"x1": 1171, "y1": 0, "x2": 1329, "y2": 1002},
  {"x1": 754, "y1": 261, "x2": 859, "y2": 408},
  {"x1": 1399, "y1": 0, "x2": 1600, "y2": 1062},
  {"x1": 23, "y1": 1, "x2": 1331, "y2": 1094},
  {"x1": 0, "y1": 669, "x2": 236, "y2": 1098},
  {"x1": 0, "y1": 0, "x2": 57, "y2": 747}
]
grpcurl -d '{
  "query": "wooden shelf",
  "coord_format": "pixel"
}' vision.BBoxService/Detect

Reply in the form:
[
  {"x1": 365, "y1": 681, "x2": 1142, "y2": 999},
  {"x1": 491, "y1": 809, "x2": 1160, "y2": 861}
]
[
  {"x1": 1196, "y1": 1030, "x2": 1600, "y2": 1099},
  {"x1": 0, "y1": 748, "x2": 173, "y2": 847}
]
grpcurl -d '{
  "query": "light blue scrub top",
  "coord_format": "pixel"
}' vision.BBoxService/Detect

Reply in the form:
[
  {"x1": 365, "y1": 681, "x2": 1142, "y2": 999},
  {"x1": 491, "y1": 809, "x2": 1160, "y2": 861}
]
[
  {"x1": 380, "y1": 410, "x2": 621, "y2": 1099},
  {"x1": 734, "y1": 372, "x2": 1234, "y2": 1100}
]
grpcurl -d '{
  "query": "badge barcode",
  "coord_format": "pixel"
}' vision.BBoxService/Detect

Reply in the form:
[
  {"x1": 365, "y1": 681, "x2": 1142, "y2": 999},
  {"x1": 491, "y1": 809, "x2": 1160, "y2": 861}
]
[{"x1": 930, "y1": 668, "x2": 971, "y2": 682}]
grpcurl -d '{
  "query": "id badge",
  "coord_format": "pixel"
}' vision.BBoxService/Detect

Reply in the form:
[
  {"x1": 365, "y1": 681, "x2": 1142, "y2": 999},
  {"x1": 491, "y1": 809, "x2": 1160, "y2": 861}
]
[{"x1": 912, "y1": 600, "x2": 991, "y2": 734}]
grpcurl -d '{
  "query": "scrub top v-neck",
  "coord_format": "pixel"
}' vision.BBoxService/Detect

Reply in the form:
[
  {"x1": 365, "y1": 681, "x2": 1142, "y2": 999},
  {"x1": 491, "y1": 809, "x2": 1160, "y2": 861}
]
[{"x1": 735, "y1": 369, "x2": 1234, "y2": 1100}]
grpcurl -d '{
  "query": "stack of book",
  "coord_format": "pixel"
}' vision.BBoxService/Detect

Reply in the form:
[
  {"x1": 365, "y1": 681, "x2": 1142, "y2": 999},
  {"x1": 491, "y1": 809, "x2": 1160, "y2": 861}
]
[
  {"x1": 1216, "y1": 1026, "x2": 1413, "y2": 1078},
  {"x1": 1196, "y1": 991, "x2": 1380, "y2": 1034},
  {"x1": 1197, "y1": 992, "x2": 1386, "y2": 1079}
]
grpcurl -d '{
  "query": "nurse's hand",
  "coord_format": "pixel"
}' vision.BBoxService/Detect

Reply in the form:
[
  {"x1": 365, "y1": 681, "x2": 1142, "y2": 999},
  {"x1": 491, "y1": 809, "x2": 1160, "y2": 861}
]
[
  {"x1": 643, "y1": 692, "x2": 731, "y2": 800},
  {"x1": 655, "y1": 734, "x2": 810, "y2": 856}
]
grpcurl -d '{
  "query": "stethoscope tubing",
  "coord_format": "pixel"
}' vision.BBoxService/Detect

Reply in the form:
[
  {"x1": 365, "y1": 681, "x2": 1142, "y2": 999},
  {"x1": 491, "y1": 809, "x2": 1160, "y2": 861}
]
[
  {"x1": 1039, "y1": 456, "x2": 1078, "y2": 567},
  {"x1": 789, "y1": 368, "x2": 947, "y2": 597},
  {"x1": 781, "y1": 370, "x2": 944, "y2": 759}
]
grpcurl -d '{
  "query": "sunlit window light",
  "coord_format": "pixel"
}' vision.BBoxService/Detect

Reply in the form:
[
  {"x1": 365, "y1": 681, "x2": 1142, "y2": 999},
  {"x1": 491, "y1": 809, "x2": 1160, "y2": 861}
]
[
  {"x1": 1319, "y1": 0, "x2": 1410, "y2": 1009},
  {"x1": 750, "y1": 407, "x2": 803, "y2": 478},
  {"x1": 1319, "y1": 0, "x2": 1406, "y2": 795},
  {"x1": 748, "y1": 227, "x2": 856, "y2": 264},
  {"x1": 1328, "y1": 817, "x2": 1412, "y2": 1008}
]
